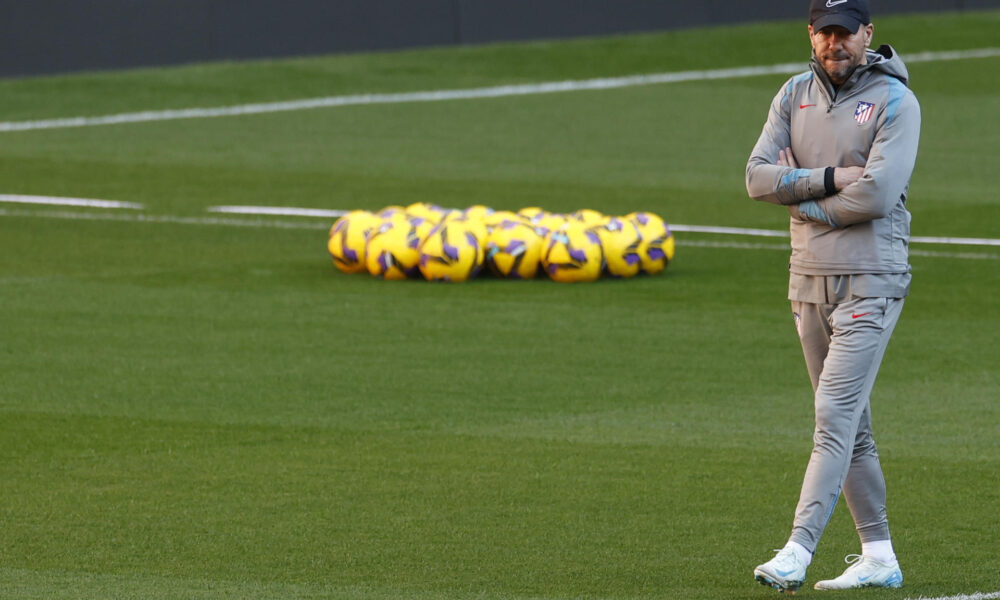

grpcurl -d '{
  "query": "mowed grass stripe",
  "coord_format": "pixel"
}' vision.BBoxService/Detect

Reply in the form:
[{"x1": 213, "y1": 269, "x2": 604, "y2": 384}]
[
  {"x1": 1, "y1": 47, "x2": 997, "y2": 133},
  {"x1": 2, "y1": 208, "x2": 999, "y2": 260}
]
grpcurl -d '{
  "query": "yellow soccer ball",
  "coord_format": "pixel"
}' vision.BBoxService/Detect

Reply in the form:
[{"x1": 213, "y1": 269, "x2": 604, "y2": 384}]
[
  {"x1": 365, "y1": 216, "x2": 423, "y2": 280},
  {"x1": 443, "y1": 214, "x2": 488, "y2": 247},
  {"x1": 517, "y1": 206, "x2": 547, "y2": 222},
  {"x1": 406, "y1": 202, "x2": 446, "y2": 224},
  {"x1": 569, "y1": 208, "x2": 610, "y2": 228},
  {"x1": 418, "y1": 220, "x2": 485, "y2": 282},
  {"x1": 485, "y1": 219, "x2": 543, "y2": 279},
  {"x1": 598, "y1": 217, "x2": 643, "y2": 278},
  {"x1": 463, "y1": 204, "x2": 495, "y2": 221},
  {"x1": 541, "y1": 222, "x2": 604, "y2": 283},
  {"x1": 533, "y1": 213, "x2": 568, "y2": 239},
  {"x1": 628, "y1": 211, "x2": 676, "y2": 274},
  {"x1": 407, "y1": 214, "x2": 437, "y2": 246},
  {"x1": 376, "y1": 205, "x2": 406, "y2": 220},
  {"x1": 327, "y1": 210, "x2": 381, "y2": 274},
  {"x1": 483, "y1": 210, "x2": 526, "y2": 233}
]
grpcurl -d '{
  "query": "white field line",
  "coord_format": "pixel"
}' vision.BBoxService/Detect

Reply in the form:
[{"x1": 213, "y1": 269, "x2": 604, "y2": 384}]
[
  {"x1": 1, "y1": 48, "x2": 998, "y2": 133},
  {"x1": 905, "y1": 592, "x2": 1000, "y2": 600},
  {"x1": 671, "y1": 224, "x2": 1000, "y2": 247},
  {"x1": 207, "y1": 205, "x2": 348, "y2": 218},
  {"x1": 0, "y1": 194, "x2": 143, "y2": 210},
  {"x1": 203, "y1": 208, "x2": 1000, "y2": 248},
  {"x1": 0, "y1": 208, "x2": 327, "y2": 230},
  {"x1": 2, "y1": 207, "x2": 998, "y2": 261},
  {"x1": 911, "y1": 235, "x2": 1000, "y2": 246},
  {"x1": 671, "y1": 224, "x2": 790, "y2": 238},
  {"x1": 682, "y1": 239, "x2": 1000, "y2": 260}
]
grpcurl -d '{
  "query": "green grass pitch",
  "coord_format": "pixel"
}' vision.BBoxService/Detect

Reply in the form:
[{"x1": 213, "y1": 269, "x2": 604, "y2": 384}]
[{"x1": 1, "y1": 10, "x2": 998, "y2": 600}]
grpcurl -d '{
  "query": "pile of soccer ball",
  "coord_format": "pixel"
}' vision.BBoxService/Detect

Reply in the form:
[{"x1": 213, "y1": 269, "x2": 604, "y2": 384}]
[{"x1": 327, "y1": 203, "x2": 675, "y2": 283}]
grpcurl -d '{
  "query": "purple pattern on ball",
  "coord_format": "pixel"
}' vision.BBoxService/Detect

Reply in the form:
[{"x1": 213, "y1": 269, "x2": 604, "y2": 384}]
[
  {"x1": 465, "y1": 232, "x2": 479, "y2": 248},
  {"x1": 443, "y1": 242, "x2": 459, "y2": 261},
  {"x1": 634, "y1": 213, "x2": 650, "y2": 226},
  {"x1": 506, "y1": 240, "x2": 525, "y2": 254},
  {"x1": 586, "y1": 231, "x2": 601, "y2": 245},
  {"x1": 626, "y1": 253, "x2": 640, "y2": 265},
  {"x1": 378, "y1": 252, "x2": 392, "y2": 271},
  {"x1": 649, "y1": 248, "x2": 666, "y2": 261},
  {"x1": 569, "y1": 248, "x2": 586, "y2": 262},
  {"x1": 343, "y1": 248, "x2": 358, "y2": 262}
]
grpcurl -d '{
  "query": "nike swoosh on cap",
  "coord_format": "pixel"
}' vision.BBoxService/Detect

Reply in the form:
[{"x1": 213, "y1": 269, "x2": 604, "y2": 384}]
[{"x1": 826, "y1": 0, "x2": 848, "y2": 6}]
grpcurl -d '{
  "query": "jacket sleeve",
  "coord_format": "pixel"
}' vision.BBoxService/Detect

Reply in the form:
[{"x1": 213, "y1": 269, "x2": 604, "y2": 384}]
[
  {"x1": 746, "y1": 77, "x2": 829, "y2": 206},
  {"x1": 794, "y1": 84, "x2": 921, "y2": 227}
]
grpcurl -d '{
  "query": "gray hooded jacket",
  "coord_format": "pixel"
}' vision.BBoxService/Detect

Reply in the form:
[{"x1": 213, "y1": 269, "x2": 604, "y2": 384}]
[{"x1": 746, "y1": 45, "x2": 921, "y2": 296}]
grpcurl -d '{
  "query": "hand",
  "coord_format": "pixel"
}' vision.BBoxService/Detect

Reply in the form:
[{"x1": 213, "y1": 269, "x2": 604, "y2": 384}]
[
  {"x1": 777, "y1": 147, "x2": 798, "y2": 168},
  {"x1": 834, "y1": 166, "x2": 864, "y2": 190}
]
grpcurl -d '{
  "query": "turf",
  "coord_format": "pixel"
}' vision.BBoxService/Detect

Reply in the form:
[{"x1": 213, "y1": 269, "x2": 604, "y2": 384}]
[{"x1": 1, "y1": 10, "x2": 999, "y2": 600}]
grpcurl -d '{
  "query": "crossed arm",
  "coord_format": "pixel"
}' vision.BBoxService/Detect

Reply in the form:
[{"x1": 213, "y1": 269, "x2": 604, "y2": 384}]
[
  {"x1": 746, "y1": 77, "x2": 920, "y2": 228},
  {"x1": 776, "y1": 148, "x2": 864, "y2": 225},
  {"x1": 777, "y1": 148, "x2": 863, "y2": 190}
]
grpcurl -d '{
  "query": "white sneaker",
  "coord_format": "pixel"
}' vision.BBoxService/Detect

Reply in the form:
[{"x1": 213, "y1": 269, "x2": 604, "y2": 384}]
[
  {"x1": 814, "y1": 554, "x2": 903, "y2": 590},
  {"x1": 754, "y1": 547, "x2": 808, "y2": 594}
]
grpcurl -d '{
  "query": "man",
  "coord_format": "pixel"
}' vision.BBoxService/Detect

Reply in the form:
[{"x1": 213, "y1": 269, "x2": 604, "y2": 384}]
[{"x1": 745, "y1": 0, "x2": 920, "y2": 593}]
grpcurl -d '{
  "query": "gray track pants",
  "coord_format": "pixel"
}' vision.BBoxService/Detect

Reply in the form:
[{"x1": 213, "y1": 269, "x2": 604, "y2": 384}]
[{"x1": 789, "y1": 296, "x2": 904, "y2": 554}]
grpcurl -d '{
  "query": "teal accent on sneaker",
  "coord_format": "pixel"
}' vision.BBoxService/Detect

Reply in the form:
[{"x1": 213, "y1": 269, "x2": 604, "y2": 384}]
[{"x1": 754, "y1": 547, "x2": 808, "y2": 593}]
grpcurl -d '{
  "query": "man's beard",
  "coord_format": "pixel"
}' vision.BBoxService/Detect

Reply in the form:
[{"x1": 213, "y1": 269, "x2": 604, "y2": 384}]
[{"x1": 822, "y1": 52, "x2": 860, "y2": 85}]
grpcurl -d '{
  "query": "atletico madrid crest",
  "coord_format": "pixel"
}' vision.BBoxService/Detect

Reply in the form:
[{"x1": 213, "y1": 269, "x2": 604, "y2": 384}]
[{"x1": 855, "y1": 101, "x2": 875, "y2": 125}]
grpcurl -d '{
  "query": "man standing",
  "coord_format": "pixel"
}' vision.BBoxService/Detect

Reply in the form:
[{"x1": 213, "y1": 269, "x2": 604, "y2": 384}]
[{"x1": 745, "y1": 0, "x2": 920, "y2": 593}]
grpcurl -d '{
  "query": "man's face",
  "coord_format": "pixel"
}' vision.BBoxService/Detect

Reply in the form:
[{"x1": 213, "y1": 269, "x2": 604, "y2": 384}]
[{"x1": 809, "y1": 22, "x2": 874, "y2": 85}]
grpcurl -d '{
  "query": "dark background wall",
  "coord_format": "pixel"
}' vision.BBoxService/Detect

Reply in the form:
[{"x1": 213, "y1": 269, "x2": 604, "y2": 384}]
[{"x1": 1, "y1": 0, "x2": 998, "y2": 78}]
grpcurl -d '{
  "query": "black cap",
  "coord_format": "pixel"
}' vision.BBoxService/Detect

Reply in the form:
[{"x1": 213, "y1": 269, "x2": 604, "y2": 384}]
[{"x1": 809, "y1": 0, "x2": 870, "y2": 32}]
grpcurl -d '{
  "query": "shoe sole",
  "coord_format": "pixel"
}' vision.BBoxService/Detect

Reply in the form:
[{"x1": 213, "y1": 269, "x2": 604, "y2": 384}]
[
  {"x1": 754, "y1": 571, "x2": 803, "y2": 595},
  {"x1": 814, "y1": 580, "x2": 903, "y2": 590}
]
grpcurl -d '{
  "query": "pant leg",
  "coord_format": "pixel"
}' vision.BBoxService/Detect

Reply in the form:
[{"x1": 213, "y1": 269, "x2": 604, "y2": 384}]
[
  {"x1": 791, "y1": 300, "x2": 833, "y2": 392},
  {"x1": 789, "y1": 297, "x2": 904, "y2": 553},
  {"x1": 843, "y1": 402, "x2": 891, "y2": 543},
  {"x1": 841, "y1": 298, "x2": 904, "y2": 544}
]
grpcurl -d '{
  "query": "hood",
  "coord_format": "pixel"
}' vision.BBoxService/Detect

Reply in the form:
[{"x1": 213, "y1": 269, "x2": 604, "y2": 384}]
[{"x1": 863, "y1": 44, "x2": 909, "y2": 86}]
